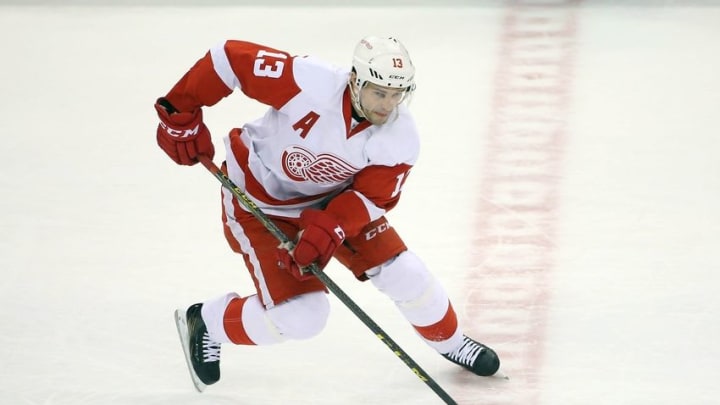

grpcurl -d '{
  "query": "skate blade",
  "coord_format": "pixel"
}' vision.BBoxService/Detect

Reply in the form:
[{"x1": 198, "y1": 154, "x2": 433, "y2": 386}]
[
  {"x1": 174, "y1": 308, "x2": 208, "y2": 393},
  {"x1": 492, "y1": 369, "x2": 510, "y2": 380}
]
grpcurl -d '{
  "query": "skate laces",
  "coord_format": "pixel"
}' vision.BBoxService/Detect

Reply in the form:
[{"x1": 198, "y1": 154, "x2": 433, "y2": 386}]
[
  {"x1": 445, "y1": 336, "x2": 484, "y2": 366},
  {"x1": 202, "y1": 332, "x2": 221, "y2": 363}
]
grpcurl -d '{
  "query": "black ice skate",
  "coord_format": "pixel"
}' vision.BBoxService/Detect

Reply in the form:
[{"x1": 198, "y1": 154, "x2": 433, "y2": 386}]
[
  {"x1": 174, "y1": 303, "x2": 221, "y2": 392},
  {"x1": 442, "y1": 335, "x2": 500, "y2": 377}
]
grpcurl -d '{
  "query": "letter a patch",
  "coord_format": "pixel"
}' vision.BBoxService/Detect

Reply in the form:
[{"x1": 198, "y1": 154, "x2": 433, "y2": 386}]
[{"x1": 293, "y1": 111, "x2": 320, "y2": 139}]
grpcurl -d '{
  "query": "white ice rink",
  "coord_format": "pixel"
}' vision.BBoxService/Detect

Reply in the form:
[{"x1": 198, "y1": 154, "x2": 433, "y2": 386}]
[{"x1": 1, "y1": 2, "x2": 719, "y2": 404}]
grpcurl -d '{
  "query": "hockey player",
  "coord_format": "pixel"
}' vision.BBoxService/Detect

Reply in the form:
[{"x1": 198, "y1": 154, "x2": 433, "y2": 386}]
[{"x1": 154, "y1": 36, "x2": 500, "y2": 392}]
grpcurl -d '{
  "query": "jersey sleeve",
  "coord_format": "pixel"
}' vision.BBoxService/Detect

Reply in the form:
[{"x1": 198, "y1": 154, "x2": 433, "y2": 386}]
[
  {"x1": 164, "y1": 40, "x2": 301, "y2": 112},
  {"x1": 324, "y1": 163, "x2": 413, "y2": 238}
]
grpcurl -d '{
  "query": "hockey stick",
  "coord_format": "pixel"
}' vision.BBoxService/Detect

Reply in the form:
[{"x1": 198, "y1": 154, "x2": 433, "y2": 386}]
[{"x1": 197, "y1": 155, "x2": 458, "y2": 405}]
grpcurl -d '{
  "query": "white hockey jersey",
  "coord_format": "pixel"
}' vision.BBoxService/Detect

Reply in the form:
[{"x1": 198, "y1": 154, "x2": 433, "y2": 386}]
[{"x1": 163, "y1": 40, "x2": 420, "y2": 237}]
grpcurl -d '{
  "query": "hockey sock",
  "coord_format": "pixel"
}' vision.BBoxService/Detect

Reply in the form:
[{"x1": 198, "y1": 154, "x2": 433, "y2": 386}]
[
  {"x1": 413, "y1": 302, "x2": 465, "y2": 354},
  {"x1": 217, "y1": 291, "x2": 330, "y2": 345},
  {"x1": 223, "y1": 295, "x2": 257, "y2": 345},
  {"x1": 367, "y1": 251, "x2": 466, "y2": 353}
]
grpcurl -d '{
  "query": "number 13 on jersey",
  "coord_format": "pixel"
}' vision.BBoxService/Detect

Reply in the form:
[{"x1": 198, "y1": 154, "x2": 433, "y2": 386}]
[{"x1": 253, "y1": 50, "x2": 287, "y2": 78}]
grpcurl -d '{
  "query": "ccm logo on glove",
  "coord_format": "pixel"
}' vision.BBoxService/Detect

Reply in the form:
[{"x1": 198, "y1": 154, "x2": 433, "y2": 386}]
[
  {"x1": 333, "y1": 226, "x2": 345, "y2": 240},
  {"x1": 159, "y1": 121, "x2": 201, "y2": 138}
]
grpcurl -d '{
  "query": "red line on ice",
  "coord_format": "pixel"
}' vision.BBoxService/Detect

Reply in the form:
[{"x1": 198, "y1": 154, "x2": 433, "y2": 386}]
[{"x1": 457, "y1": 1, "x2": 579, "y2": 403}]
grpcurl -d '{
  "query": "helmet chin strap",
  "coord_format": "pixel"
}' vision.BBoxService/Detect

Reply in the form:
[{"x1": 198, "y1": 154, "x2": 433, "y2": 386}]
[{"x1": 348, "y1": 79, "x2": 368, "y2": 119}]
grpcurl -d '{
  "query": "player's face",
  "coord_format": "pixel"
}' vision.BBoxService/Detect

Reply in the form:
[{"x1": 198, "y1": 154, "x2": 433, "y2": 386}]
[{"x1": 359, "y1": 83, "x2": 407, "y2": 125}]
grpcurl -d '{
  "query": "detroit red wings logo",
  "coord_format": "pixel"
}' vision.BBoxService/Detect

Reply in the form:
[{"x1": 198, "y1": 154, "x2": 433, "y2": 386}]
[{"x1": 282, "y1": 146, "x2": 358, "y2": 183}]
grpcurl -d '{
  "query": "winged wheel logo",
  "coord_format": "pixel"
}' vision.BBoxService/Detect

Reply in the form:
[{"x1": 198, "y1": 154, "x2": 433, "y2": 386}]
[{"x1": 281, "y1": 146, "x2": 358, "y2": 183}]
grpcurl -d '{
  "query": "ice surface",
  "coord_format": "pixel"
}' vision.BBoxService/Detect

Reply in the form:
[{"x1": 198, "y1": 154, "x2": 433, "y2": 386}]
[{"x1": 0, "y1": 3, "x2": 718, "y2": 405}]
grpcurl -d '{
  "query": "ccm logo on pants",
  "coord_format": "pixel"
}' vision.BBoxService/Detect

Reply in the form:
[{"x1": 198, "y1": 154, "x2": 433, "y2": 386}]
[{"x1": 365, "y1": 222, "x2": 390, "y2": 240}]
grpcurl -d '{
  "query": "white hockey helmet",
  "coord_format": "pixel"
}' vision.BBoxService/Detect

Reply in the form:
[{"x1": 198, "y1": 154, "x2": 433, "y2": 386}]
[{"x1": 351, "y1": 36, "x2": 416, "y2": 92}]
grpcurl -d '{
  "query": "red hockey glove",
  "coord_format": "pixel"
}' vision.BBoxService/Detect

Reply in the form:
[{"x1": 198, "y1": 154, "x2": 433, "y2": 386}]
[
  {"x1": 155, "y1": 98, "x2": 214, "y2": 166},
  {"x1": 277, "y1": 209, "x2": 346, "y2": 280}
]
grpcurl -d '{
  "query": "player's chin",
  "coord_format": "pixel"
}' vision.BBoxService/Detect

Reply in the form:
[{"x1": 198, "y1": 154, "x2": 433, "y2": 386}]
[{"x1": 368, "y1": 112, "x2": 390, "y2": 125}]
